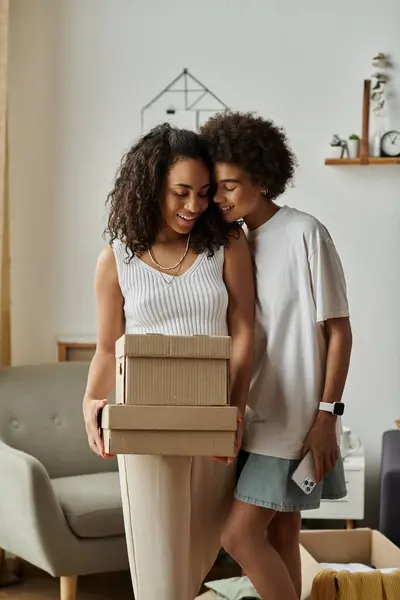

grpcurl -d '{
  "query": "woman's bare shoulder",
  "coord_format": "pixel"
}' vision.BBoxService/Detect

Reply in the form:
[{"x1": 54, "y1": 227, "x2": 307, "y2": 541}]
[
  {"x1": 95, "y1": 246, "x2": 119, "y2": 288},
  {"x1": 225, "y1": 226, "x2": 250, "y2": 255}
]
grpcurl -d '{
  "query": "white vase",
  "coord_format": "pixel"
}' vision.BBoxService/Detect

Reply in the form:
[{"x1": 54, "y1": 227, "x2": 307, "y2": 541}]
[
  {"x1": 347, "y1": 139, "x2": 360, "y2": 159},
  {"x1": 371, "y1": 131, "x2": 382, "y2": 157},
  {"x1": 370, "y1": 115, "x2": 385, "y2": 157},
  {"x1": 328, "y1": 146, "x2": 343, "y2": 159}
]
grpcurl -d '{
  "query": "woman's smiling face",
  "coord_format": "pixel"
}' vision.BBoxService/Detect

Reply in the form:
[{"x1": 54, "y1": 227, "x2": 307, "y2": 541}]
[
  {"x1": 161, "y1": 158, "x2": 211, "y2": 235},
  {"x1": 213, "y1": 162, "x2": 264, "y2": 223}
]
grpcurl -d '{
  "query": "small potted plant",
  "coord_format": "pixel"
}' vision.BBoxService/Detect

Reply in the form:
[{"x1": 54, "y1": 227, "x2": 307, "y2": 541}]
[
  {"x1": 329, "y1": 134, "x2": 346, "y2": 159},
  {"x1": 348, "y1": 134, "x2": 360, "y2": 159},
  {"x1": 372, "y1": 52, "x2": 390, "y2": 69}
]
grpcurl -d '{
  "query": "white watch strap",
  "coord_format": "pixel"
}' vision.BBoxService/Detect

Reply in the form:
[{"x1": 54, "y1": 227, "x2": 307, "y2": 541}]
[{"x1": 319, "y1": 402, "x2": 334, "y2": 413}]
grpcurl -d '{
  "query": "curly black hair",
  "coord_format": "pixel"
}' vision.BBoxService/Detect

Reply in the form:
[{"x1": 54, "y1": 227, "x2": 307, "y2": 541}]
[
  {"x1": 199, "y1": 111, "x2": 297, "y2": 200},
  {"x1": 105, "y1": 123, "x2": 234, "y2": 257}
]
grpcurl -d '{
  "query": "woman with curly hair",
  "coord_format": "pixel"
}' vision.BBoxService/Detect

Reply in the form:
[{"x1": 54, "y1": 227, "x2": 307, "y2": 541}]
[
  {"x1": 200, "y1": 112, "x2": 352, "y2": 600},
  {"x1": 82, "y1": 123, "x2": 254, "y2": 600}
]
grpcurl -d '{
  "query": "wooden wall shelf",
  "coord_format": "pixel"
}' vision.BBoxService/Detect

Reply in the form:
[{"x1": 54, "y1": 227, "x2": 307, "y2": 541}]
[
  {"x1": 325, "y1": 157, "x2": 400, "y2": 166},
  {"x1": 325, "y1": 80, "x2": 400, "y2": 167}
]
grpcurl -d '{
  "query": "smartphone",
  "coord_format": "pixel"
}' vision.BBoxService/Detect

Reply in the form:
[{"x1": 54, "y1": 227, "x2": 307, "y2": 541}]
[{"x1": 291, "y1": 451, "x2": 317, "y2": 495}]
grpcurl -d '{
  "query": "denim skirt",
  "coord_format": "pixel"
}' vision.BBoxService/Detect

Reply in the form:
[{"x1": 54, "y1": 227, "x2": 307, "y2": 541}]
[{"x1": 235, "y1": 450, "x2": 347, "y2": 512}]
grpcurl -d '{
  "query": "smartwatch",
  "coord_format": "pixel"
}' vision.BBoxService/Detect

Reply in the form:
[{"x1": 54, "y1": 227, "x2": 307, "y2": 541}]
[{"x1": 319, "y1": 401, "x2": 345, "y2": 416}]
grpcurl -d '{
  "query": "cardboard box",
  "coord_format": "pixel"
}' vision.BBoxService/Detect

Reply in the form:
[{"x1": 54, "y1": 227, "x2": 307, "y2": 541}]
[
  {"x1": 101, "y1": 404, "x2": 237, "y2": 456},
  {"x1": 299, "y1": 528, "x2": 400, "y2": 599},
  {"x1": 115, "y1": 334, "x2": 230, "y2": 406},
  {"x1": 300, "y1": 528, "x2": 400, "y2": 569}
]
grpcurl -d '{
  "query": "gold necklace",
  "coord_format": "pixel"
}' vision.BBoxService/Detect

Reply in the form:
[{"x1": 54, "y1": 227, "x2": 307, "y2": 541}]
[
  {"x1": 158, "y1": 258, "x2": 184, "y2": 287},
  {"x1": 148, "y1": 234, "x2": 191, "y2": 271}
]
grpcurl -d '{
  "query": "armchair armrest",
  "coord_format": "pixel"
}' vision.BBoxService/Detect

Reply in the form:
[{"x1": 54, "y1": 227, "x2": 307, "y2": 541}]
[{"x1": 0, "y1": 440, "x2": 77, "y2": 575}]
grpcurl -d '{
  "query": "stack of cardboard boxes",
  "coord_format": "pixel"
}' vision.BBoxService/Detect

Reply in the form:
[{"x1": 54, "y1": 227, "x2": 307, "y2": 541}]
[{"x1": 101, "y1": 333, "x2": 238, "y2": 456}]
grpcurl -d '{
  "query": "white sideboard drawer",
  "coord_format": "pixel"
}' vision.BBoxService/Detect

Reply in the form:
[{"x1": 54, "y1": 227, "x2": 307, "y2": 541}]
[{"x1": 302, "y1": 468, "x2": 365, "y2": 520}]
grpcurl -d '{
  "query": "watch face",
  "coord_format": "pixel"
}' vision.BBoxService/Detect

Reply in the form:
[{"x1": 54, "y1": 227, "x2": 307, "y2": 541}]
[
  {"x1": 333, "y1": 402, "x2": 345, "y2": 416},
  {"x1": 381, "y1": 131, "x2": 400, "y2": 157}
]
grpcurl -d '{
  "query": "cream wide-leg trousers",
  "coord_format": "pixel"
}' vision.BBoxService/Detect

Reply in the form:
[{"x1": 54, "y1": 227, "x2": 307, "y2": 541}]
[{"x1": 117, "y1": 454, "x2": 235, "y2": 600}]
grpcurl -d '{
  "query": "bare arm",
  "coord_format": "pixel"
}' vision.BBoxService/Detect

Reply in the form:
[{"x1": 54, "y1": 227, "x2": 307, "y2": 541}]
[
  {"x1": 303, "y1": 316, "x2": 353, "y2": 480},
  {"x1": 224, "y1": 229, "x2": 255, "y2": 420},
  {"x1": 321, "y1": 316, "x2": 353, "y2": 407},
  {"x1": 82, "y1": 246, "x2": 125, "y2": 456}
]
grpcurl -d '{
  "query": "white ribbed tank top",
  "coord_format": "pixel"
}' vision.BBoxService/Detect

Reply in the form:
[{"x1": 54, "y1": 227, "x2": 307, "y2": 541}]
[{"x1": 112, "y1": 239, "x2": 228, "y2": 336}]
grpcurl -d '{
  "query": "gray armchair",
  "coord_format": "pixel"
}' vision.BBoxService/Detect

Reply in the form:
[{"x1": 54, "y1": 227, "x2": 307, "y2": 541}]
[{"x1": 0, "y1": 363, "x2": 129, "y2": 600}]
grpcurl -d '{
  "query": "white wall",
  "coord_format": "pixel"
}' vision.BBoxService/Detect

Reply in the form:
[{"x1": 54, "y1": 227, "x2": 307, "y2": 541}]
[{"x1": 9, "y1": 0, "x2": 400, "y2": 525}]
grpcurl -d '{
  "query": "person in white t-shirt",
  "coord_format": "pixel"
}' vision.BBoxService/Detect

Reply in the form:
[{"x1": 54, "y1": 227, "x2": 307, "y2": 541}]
[{"x1": 200, "y1": 112, "x2": 353, "y2": 600}]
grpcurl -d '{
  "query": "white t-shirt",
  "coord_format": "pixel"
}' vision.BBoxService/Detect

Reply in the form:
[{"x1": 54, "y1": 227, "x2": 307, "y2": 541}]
[{"x1": 243, "y1": 205, "x2": 350, "y2": 459}]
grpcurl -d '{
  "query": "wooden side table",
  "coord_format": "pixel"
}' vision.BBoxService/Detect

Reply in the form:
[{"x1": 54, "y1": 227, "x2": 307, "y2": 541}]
[{"x1": 57, "y1": 336, "x2": 96, "y2": 362}]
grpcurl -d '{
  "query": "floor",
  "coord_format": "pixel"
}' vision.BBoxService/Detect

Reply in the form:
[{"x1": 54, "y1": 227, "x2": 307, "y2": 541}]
[
  {"x1": 0, "y1": 570, "x2": 133, "y2": 599},
  {"x1": 0, "y1": 561, "x2": 239, "y2": 599}
]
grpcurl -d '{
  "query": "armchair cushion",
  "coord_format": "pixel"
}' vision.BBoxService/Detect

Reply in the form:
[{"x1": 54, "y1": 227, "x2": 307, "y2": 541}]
[{"x1": 51, "y1": 471, "x2": 124, "y2": 539}]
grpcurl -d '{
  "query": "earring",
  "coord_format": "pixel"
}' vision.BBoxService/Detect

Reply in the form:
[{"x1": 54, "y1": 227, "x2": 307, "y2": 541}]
[{"x1": 261, "y1": 190, "x2": 268, "y2": 196}]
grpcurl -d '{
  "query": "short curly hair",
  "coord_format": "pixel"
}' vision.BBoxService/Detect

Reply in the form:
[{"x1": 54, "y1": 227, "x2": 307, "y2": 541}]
[
  {"x1": 200, "y1": 111, "x2": 297, "y2": 200},
  {"x1": 105, "y1": 123, "x2": 234, "y2": 257}
]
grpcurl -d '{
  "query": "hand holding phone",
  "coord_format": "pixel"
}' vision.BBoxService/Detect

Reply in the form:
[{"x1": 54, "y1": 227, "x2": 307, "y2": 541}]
[{"x1": 291, "y1": 451, "x2": 317, "y2": 495}]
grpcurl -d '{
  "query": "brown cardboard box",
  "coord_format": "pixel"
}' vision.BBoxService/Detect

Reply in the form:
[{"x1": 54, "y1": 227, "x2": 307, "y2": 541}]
[
  {"x1": 115, "y1": 334, "x2": 230, "y2": 406},
  {"x1": 101, "y1": 404, "x2": 237, "y2": 456},
  {"x1": 299, "y1": 528, "x2": 400, "y2": 569},
  {"x1": 299, "y1": 528, "x2": 400, "y2": 599}
]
